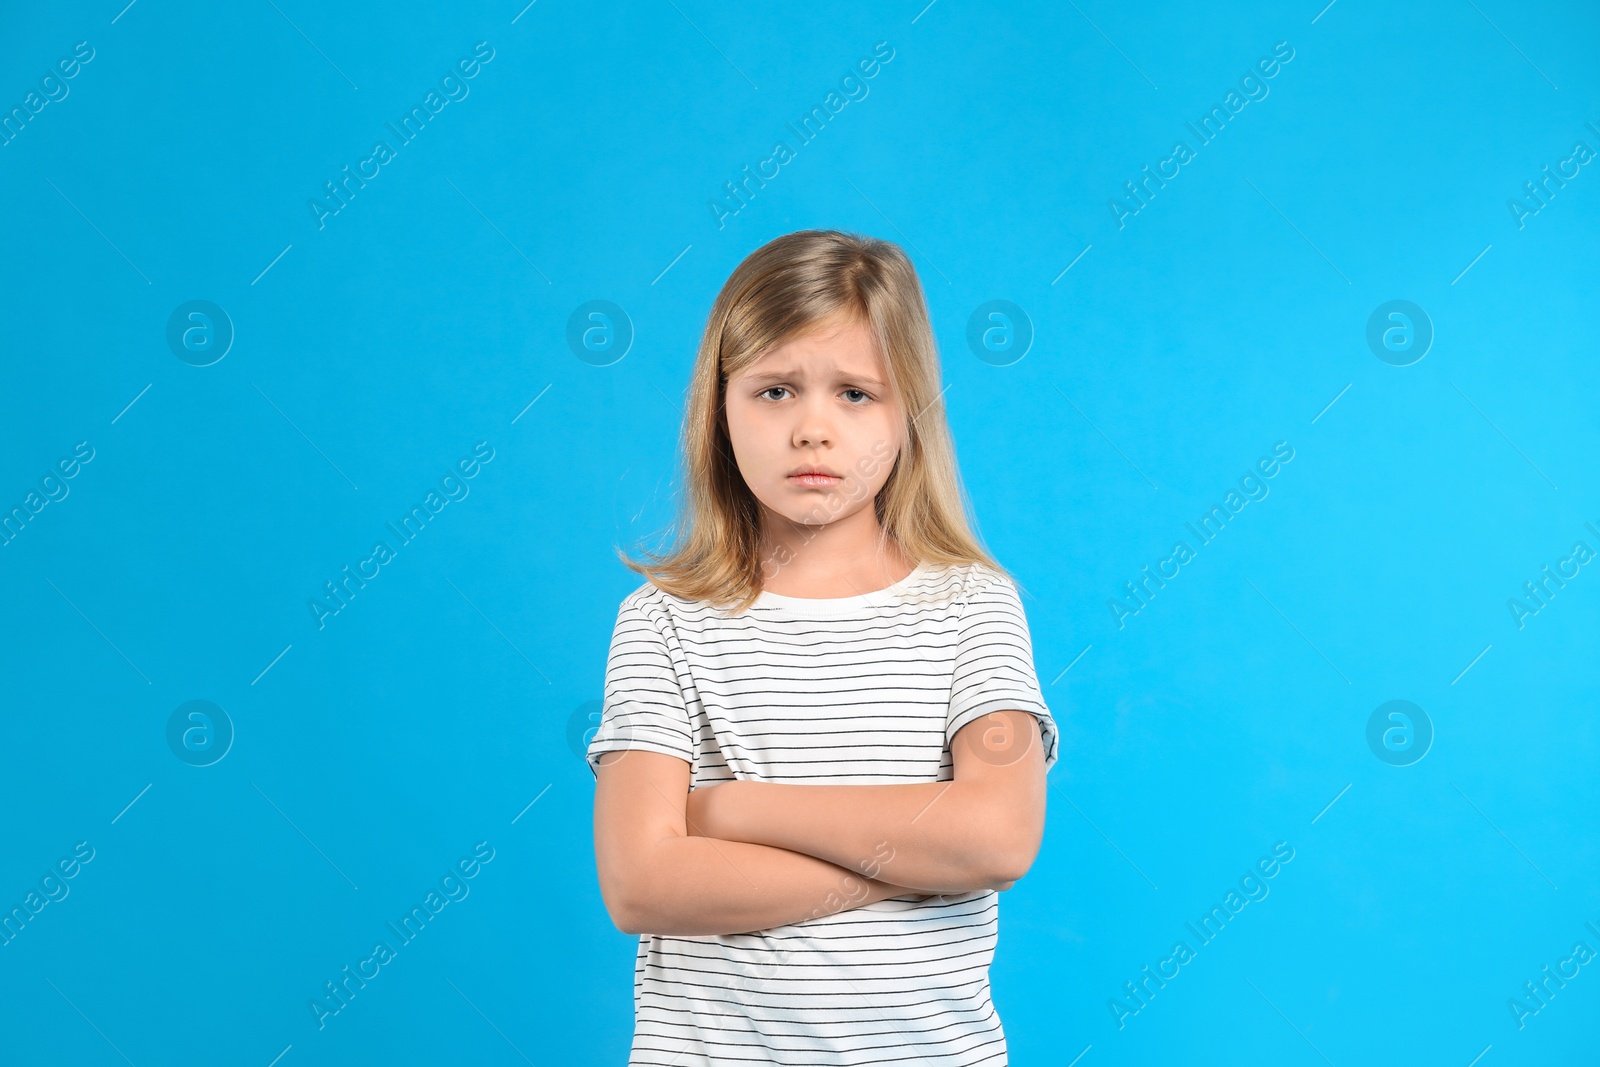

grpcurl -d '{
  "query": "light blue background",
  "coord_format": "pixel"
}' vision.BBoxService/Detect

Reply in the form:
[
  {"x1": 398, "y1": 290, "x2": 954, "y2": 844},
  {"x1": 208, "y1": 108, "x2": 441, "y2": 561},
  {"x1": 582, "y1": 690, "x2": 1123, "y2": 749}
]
[{"x1": 2, "y1": 0, "x2": 1596, "y2": 1063}]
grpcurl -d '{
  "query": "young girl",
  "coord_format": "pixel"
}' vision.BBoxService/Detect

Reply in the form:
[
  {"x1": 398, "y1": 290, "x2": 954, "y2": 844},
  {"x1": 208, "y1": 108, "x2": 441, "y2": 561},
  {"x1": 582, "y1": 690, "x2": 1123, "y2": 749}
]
[{"x1": 587, "y1": 229, "x2": 1059, "y2": 1065}]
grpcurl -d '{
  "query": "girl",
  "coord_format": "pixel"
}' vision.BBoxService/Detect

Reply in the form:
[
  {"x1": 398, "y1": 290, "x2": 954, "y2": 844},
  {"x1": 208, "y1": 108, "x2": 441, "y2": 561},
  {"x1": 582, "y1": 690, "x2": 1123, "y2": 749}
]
[{"x1": 587, "y1": 229, "x2": 1059, "y2": 1065}]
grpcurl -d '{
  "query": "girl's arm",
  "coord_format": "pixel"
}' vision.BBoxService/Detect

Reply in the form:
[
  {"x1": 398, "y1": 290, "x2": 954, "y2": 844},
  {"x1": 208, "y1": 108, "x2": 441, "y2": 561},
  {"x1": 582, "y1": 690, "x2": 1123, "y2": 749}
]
[
  {"x1": 619, "y1": 836, "x2": 922, "y2": 936},
  {"x1": 685, "y1": 710, "x2": 1048, "y2": 894},
  {"x1": 594, "y1": 748, "x2": 931, "y2": 936}
]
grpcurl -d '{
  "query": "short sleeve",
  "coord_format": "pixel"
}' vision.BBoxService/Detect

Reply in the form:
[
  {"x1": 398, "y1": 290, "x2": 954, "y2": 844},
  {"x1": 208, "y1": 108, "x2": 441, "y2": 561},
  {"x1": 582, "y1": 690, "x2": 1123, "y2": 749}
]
[
  {"x1": 585, "y1": 595, "x2": 696, "y2": 779},
  {"x1": 946, "y1": 571, "x2": 1060, "y2": 774}
]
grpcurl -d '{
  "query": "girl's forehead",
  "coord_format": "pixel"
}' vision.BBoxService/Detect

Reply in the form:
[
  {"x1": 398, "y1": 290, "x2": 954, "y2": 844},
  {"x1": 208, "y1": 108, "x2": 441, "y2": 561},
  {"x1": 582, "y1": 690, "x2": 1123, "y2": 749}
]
[{"x1": 736, "y1": 319, "x2": 886, "y2": 380}]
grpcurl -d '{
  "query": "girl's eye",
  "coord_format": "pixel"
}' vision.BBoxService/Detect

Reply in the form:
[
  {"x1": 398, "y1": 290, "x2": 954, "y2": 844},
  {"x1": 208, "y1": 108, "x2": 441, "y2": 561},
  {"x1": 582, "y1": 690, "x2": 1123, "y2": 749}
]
[{"x1": 756, "y1": 386, "x2": 873, "y2": 403}]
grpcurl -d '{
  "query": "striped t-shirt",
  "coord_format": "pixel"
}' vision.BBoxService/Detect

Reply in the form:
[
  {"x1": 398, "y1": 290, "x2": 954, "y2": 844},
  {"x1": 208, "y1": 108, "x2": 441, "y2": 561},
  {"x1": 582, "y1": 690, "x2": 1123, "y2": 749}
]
[{"x1": 587, "y1": 560, "x2": 1059, "y2": 1066}]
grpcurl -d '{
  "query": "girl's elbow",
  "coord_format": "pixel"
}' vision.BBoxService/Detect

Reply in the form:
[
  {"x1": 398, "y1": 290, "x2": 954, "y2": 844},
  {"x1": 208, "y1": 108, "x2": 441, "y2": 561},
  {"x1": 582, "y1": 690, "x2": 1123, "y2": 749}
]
[
  {"x1": 602, "y1": 838, "x2": 689, "y2": 934},
  {"x1": 599, "y1": 878, "x2": 645, "y2": 934},
  {"x1": 991, "y1": 834, "x2": 1042, "y2": 884},
  {"x1": 598, "y1": 857, "x2": 656, "y2": 935},
  {"x1": 987, "y1": 857, "x2": 1026, "y2": 887},
  {"x1": 962, "y1": 850, "x2": 1026, "y2": 891},
  {"x1": 601, "y1": 882, "x2": 646, "y2": 934},
  {"x1": 613, "y1": 907, "x2": 649, "y2": 936},
  {"x1": 972, "y1": 782, "x2": 1045, "y2": 885}
]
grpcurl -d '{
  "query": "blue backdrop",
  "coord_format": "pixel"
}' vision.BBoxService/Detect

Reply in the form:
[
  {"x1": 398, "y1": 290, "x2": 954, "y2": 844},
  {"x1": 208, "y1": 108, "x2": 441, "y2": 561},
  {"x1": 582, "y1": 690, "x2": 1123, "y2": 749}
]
[{"x1": 2, "y1": 1, "x2": 1596, "y2": 1063}]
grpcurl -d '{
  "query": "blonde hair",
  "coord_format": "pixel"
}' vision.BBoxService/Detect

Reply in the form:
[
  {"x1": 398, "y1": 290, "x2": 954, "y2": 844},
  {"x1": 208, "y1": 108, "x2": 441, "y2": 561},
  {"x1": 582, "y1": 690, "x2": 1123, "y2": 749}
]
[{"x1": 616, "y1": 228, "x2": 1006, "y2": 613}]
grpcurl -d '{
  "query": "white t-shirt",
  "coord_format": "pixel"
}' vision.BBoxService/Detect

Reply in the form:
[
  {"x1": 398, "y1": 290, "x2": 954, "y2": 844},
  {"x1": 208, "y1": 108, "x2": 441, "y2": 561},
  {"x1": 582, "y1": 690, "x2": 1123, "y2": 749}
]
[{"x1": 587, "y1": 560, "x2": 1059, "y2": 1066}]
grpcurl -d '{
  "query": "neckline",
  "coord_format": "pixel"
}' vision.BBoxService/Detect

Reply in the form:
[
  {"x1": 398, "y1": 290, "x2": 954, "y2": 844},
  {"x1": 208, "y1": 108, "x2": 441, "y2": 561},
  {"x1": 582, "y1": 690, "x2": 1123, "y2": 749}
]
[{"x1": 752, "y1": 561, "x2": 930, "y2": 614}]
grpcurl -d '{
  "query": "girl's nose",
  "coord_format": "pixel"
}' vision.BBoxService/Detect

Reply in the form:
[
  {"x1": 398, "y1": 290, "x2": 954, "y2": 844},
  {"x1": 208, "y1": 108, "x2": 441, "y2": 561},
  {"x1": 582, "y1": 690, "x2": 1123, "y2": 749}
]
[{"x1": 794, "y1": 404, "x2": 835, "y2": 448}]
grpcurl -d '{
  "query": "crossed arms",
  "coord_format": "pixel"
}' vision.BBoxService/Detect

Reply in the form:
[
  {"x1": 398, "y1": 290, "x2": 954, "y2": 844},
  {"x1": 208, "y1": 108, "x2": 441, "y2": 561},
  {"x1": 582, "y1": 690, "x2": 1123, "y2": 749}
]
[{"x1": 591, "y1": 709, "x2": 1048, "y2": 936}]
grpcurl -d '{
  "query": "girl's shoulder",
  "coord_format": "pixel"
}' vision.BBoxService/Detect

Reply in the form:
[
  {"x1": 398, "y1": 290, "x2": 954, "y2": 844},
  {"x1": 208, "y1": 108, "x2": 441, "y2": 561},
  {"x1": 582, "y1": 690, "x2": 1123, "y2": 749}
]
[
  {"x1": 614, "y1": 576, "x2": 728, "y2": 629},
  {"x1": 932, "y1": 560, "x2": 1018, "y2": 601},
  {"x1": 947, "y1": 559, "x2": 1009, "y2": 586},
  {"x1": 616, "y1": 577, "x2": 687, "y2": 618}
]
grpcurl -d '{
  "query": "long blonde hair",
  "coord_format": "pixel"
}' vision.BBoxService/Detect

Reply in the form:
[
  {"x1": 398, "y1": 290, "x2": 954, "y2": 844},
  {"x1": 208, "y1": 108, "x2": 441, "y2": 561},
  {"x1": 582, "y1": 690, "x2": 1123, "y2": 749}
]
[{"x1": 616, "y1": 228, "x2": 1006, "y2": 613}]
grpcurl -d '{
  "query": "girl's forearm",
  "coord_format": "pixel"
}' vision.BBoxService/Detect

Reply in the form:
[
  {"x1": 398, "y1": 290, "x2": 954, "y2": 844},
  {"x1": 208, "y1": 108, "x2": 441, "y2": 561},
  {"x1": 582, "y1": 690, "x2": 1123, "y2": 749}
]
[
  {"x1": 690, "y1": 780, "x2": 1021, "y2": 894},
  {"x1": 622, "y1": 834, "x2": 922, "y2": 937}
]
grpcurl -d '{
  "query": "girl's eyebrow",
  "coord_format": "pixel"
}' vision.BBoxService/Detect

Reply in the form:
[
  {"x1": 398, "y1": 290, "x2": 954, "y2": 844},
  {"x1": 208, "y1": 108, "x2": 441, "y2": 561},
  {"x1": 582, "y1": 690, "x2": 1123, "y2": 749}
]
[{"x1": 743, "y1": 368, "x2": 886, "y2": 388}]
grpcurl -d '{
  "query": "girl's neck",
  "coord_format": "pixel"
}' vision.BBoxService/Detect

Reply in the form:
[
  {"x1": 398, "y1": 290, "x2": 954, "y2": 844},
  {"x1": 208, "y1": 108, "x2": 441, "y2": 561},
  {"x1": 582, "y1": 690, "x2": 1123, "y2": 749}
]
[{"x1": 758, "y1": 537, "x2": 916, "y2": 600}]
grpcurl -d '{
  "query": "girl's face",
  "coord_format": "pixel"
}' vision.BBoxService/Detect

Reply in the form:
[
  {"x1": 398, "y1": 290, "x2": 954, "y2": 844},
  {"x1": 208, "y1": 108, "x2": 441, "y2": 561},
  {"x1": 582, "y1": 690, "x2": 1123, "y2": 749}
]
[{"x1": 723, "y1": 313, "x2": 904, "y2": 537}]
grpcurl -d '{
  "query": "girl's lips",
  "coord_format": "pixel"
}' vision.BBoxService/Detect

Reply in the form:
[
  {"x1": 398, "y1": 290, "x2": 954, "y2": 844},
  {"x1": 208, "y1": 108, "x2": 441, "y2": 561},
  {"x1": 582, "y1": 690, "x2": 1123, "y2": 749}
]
[{"x1": 789, "y1": 474, "x2": 840, "y2": 487}]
